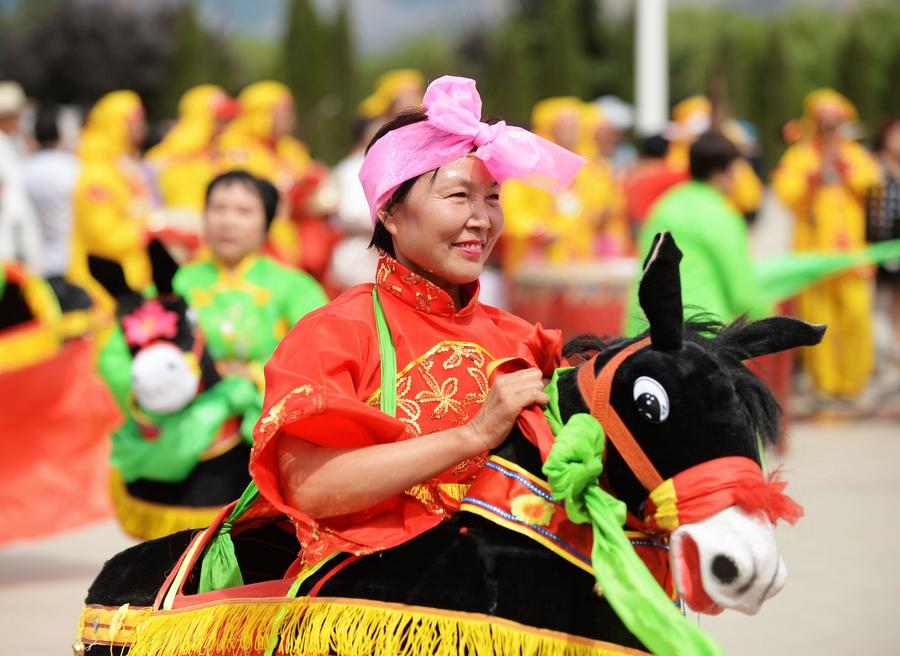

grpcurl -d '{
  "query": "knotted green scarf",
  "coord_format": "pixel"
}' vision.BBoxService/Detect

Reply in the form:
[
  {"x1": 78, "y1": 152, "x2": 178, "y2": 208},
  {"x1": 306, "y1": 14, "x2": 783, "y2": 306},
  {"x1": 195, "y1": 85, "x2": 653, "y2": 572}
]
[{"x1": 542, "y1": 368, "x2": 721, "y2": 655}]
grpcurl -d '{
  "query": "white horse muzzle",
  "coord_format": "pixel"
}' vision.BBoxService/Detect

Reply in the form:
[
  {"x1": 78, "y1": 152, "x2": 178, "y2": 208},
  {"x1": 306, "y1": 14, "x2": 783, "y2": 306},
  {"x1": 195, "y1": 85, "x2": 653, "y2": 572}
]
[{"x1": 670, "y1": 506, "x2": 787, "y2": 615}]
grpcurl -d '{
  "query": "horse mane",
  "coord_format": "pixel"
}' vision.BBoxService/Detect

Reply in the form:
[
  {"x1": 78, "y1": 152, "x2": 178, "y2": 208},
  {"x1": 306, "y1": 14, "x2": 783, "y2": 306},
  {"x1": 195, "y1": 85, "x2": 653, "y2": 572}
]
[{"x1": 562, "y1": 314, "x2": 782, "y2": 445}]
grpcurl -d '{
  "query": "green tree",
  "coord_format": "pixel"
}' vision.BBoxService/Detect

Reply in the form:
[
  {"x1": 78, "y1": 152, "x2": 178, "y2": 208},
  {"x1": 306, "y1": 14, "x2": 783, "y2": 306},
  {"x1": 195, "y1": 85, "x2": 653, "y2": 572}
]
[
  {"x1": 327, "y1": 0, "x2": 356, "y2": 158},
  {"x1": 534, "y1": 0, "x2": 587, "y2": 98},
  {"x1": 886, "y1": 42, "x2": 900, "y2": 119},
  {"x1": 482, "y1": 18, "x2": 538, "y2": 126},
  {"x1": 755, "y1": 24, "x2": 795, "y2": 172},
  {"x1": 838, "y1": 17, "x2": 879, "y2": 129},
  {"x1": 282, "y1": 0, "x2": 327, "y2": 156}
]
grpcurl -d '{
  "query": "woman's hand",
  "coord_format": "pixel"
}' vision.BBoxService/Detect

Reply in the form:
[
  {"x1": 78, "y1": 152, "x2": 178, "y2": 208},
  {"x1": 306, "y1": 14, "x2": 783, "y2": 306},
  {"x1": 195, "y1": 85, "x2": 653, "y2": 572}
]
[{"x1": 465, "y1": 368, "x2": 549, "y2": 452}]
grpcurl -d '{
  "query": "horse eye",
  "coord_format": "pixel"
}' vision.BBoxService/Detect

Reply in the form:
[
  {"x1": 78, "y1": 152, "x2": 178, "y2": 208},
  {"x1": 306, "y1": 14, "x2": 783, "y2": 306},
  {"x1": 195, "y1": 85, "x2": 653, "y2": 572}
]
[{"x1": 633, "y1": 376, "x2": 670, "y2": 423}]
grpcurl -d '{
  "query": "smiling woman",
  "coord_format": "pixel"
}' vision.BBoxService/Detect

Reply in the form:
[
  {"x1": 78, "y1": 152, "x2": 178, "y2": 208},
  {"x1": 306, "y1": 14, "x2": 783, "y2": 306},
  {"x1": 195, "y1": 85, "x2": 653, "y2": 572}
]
[
  {"x1": 380, "y1": 153, "x2": 503, "y2": 308},
  {"x1": 245, "y1": 75, "x2": 584, "y2": 560}
]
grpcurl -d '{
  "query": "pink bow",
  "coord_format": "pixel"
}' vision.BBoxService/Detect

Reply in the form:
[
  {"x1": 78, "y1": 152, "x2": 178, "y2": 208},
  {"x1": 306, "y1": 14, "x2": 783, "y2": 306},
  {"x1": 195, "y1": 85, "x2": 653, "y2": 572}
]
[{"x1": 359, "y1": 76, "x2": 584, "y2": 225}]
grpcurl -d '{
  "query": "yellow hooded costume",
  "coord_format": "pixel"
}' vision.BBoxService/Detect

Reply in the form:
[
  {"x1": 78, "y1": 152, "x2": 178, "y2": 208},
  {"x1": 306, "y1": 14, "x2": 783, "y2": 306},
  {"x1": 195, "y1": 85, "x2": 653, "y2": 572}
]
[
  {"x1": 218, "y1": 81, "x2": 314, "y2": 266},
  {"x1": 501, "y1": 97, "x2": 627, "y2": 271},
  {"x1": 146, "y1": 84, "x2": 232, "y2": 212},
  {"x1": 70, "y1": 90, "x2": 151, "y2": 311},
  {"x1": 772, "y1": 89, "x2": 882, "y2": 397},
  {"x1": 667, "y1": 96, "x2": 763, "y2": 216},
  {"x1": 358, "y1": 69, "x2": 425, "y2": 120},
  {"x1": 218, "y1": 81, "x2": 310, "y2": 187}
]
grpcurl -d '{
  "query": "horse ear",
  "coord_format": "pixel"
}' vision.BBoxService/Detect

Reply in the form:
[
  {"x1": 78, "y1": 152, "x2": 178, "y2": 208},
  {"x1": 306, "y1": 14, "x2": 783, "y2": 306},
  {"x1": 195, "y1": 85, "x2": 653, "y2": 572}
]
[
  {"x1": 149, "y1": 239, "x2": 178, "y2": 295},
  {"x1": 727, "y1": 316, "x2": 826, "y2": 359},
  {"x1": 639, "y1": 231, "x2": 683, "y2": 351},
  {"x1": 88, "y1": 255, "x2": 133, "y2": 299}
]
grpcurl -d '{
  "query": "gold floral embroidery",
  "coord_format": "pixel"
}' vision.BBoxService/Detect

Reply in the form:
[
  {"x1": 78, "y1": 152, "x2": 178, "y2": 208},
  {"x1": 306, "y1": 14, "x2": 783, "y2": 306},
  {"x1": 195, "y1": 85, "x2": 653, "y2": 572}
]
[
  {"x1": 450, "y1": 454, "x2": 486, "y2": 477},
  {"x1": 415, "y1": 290, "x2": 439, "y2": 314},
  {"x1": 366, "y1": 340, "x2": 494, "y2": 434},
  {"x1": 416, "y1": 361, "x2": 465, "y2": 421},
  {"x1": 438, "y1": 342, "x2": 486, "y2": 370},
  {"x1": 376, "y1": 258, "x2": 403, "y2": 298},
  {"x1": 394, "y1": 375, "x2": 422, "y2": 436},
  {"x1": 255, "y1": 384, "x2": 326, "y2": 444},
  {"x1": 464, "y1": 366, "x2": 489, "y2": 407}
]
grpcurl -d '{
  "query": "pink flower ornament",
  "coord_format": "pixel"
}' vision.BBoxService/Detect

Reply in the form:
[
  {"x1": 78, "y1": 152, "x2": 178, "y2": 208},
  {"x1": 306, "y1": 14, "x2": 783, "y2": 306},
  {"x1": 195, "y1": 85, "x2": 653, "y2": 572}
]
[{"x1": 122, "y1": 300, "x2": 180, "y2": 348}]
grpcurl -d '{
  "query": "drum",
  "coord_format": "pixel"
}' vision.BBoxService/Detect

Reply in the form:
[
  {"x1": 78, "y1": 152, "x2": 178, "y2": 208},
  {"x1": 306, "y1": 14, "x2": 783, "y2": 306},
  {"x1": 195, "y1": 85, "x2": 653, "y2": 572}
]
[{"x1": 510, "y1": 259, "x2": 638, "y2": 339}]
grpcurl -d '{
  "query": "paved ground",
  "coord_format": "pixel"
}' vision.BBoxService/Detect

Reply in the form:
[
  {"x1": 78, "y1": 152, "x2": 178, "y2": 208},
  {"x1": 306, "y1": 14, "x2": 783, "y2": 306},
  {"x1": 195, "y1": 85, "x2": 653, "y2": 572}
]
[{"x1": 1, "y1": 419, "x2": 898, "y2": 655}]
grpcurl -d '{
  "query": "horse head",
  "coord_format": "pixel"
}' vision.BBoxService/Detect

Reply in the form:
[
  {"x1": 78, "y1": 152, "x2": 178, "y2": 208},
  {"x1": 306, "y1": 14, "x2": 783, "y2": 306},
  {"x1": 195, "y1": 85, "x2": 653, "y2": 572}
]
[
  {"x1": 550, "y1": 232, "x2": 824, "y2": 616},
  {"x1": 89, "y1": 240, "x2": 219, "y2": 415}
]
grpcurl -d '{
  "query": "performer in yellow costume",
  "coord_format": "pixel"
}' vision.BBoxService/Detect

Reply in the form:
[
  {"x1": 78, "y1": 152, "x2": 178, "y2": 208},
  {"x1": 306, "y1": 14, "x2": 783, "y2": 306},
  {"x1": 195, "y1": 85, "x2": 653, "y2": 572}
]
[
  {"x1": 69, "y1": 90, "x2": 152, "y2": 311},
  {"x1": 772, "y1": 89, "x2": 881, "y2": 398},
  {"x1": 667, "y1": 95, "x2": 763, "y2": 216},
  {"x1": 358, "y1": 68, "x2": 425, "y2": 122},
  {"x1": 501, "y1": 97, "x2": 625, "y2": 271},
  {"x1": 146, "y1": 84, "x2": 237, "y2": 213},
  {"x1": 218, "y1": 81, "x2": 309, "y2": 188},
  {"x1": 218, "y1": 81, "x2": 330, "y2": 274}
]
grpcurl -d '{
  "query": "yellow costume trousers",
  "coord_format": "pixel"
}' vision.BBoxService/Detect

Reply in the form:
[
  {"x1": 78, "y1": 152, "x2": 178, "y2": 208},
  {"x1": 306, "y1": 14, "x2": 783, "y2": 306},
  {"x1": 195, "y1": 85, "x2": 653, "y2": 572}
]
[{"x1": 796, "y1": 271, "x2": 873, "y2": 397}]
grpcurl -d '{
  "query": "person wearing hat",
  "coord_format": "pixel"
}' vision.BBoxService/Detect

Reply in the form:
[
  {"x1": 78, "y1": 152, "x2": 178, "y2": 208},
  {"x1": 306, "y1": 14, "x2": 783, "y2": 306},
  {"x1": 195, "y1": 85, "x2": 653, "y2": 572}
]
[
  {"x1": 667, "y1": 95, "x2": 763, "y2": 218},
  {"x1": 218, "y1": 80, "x2": 334, "y2": 276},
  {"x1": 501, "y1": 96, "x2": 627, "y2": 270},
  {"x1": 0, "y1": 81, "x2": 42, "y2": 272},
  {"x1": 69, "y1": 90, "x2": 153, "y2": 313},
  {"x1": 772, "y1": 89, "x2": 881, "y2": 400},
  {"x1": 358, "y1": 68, "x2": 425, "y2": 123},
  {"x1": 327, "y1": 70, "x2": 426, "y2": 290},
  {"x1": 249, "y1": 75, "x2": 581, "y2": 567},
  {"x1": 146, "y1": 84, "x2": 238, "y2": 214}
]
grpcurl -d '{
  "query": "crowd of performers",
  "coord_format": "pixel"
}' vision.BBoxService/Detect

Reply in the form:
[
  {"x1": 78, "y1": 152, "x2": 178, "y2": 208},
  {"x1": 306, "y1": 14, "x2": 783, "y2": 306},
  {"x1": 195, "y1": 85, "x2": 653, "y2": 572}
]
[{"x1": 0, "y1": 68, "x2": 898, "y2": 547}]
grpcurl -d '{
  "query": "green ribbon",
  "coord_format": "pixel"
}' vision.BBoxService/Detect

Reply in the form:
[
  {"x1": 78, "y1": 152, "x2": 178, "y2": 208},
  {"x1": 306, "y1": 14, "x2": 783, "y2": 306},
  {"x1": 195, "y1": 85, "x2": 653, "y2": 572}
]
[
  {"x1": 542, "y1": 373, "x2": 722, "y2": 656},
  {"x1": 197, "y1": 287, "x2": 399, "y2": 594},
  {"x1": 753, "y1": 238, "x2": 900, "y2": 304},
  {"x1": 198, "y1": 482, "x2": 262, "y2": 592}
]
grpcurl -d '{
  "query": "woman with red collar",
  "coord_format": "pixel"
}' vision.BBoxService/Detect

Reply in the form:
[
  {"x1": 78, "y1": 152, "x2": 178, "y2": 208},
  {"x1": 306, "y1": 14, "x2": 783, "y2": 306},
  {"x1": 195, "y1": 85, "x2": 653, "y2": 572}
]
[{"x1": 250, "y1": 76, "x2": 584, "y2": 565}]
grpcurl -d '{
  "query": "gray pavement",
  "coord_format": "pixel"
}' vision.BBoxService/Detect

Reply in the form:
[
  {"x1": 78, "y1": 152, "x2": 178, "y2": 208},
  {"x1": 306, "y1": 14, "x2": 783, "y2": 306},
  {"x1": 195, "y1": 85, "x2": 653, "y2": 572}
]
[{"x1": 1, "y1": 420, "x2": 898, "y2": 655}]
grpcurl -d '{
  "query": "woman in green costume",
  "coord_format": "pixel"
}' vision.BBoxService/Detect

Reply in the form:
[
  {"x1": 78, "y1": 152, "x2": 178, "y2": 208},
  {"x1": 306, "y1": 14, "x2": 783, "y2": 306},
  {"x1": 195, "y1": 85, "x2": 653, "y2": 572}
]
[
  {"x1": 173, "y1": 170, "x2": 329, "y2": 385},
  {"x1": 100, "y1": 170, "x2": 328, "y2": 540}
]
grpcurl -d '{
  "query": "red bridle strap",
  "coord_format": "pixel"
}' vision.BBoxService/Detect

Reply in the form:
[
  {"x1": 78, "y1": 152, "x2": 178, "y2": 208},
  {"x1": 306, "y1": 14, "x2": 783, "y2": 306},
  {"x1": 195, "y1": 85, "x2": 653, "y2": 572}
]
[
  {"x1": 642, "y1": 456, "x2": 804, "y2": 533},
  {"x1": 576, "y1": 337, "x2": 664, "y2": 493}
]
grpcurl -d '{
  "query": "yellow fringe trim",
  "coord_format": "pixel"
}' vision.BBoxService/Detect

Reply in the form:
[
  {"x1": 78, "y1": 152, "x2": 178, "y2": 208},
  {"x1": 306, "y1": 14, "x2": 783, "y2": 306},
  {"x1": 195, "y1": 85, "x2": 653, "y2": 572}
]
[
  {"x1": 109, "y1": 470, "x2": 223, "y2": 541},
  {"x1": 124, "y1": 596, "x2": 651, "y2": 656}
]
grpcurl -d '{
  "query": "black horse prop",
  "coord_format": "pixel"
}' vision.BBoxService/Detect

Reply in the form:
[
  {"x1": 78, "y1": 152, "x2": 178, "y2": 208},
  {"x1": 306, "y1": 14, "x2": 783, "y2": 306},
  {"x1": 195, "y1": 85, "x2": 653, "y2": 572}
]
[
  {"x1": 76, "y1": 233, "x2": 824, "y2": 656},
  {"x1": 88, "y1": 241, "x2": 256, "y2": 540}
]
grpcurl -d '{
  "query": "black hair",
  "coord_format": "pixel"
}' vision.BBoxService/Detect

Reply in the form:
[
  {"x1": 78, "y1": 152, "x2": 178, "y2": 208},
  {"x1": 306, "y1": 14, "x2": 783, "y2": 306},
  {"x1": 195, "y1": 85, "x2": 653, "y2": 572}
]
[
  {"x1": 33, "y1": 104, "x2": 60, "y2": 147},
  {"x1": 641, "y1": 134, "x2": 669, "y2": 159},
  {"x1": 689, "y1": 130, "x2": 739, "y2": 181},
  {"x1": 205, "y1": 169, "x2": 279, "y2": 230},
  {"x1": 364, "y1": 109, "x2": 430, "y2": 257}
]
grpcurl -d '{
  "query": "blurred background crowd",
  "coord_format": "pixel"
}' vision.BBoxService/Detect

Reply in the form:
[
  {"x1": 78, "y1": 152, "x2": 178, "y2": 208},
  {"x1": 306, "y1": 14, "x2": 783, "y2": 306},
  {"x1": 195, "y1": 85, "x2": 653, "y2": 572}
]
[{"x1": 1, "y1": 0, "x2": 900, "y2": 420}]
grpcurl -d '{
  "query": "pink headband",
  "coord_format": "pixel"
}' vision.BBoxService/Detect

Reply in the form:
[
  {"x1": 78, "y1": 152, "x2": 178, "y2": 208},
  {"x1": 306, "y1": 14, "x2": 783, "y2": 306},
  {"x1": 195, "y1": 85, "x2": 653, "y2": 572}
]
[{"x1": 359, "y1": 75, "x2": 585, "y2": 225}]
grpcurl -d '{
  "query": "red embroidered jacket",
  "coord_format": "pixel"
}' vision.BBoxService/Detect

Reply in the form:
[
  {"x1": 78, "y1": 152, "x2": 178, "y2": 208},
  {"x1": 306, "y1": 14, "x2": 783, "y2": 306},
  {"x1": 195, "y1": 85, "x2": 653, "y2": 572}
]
[{"x1": 250, "y1": 255, "x2": 561, "y2": 564}]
